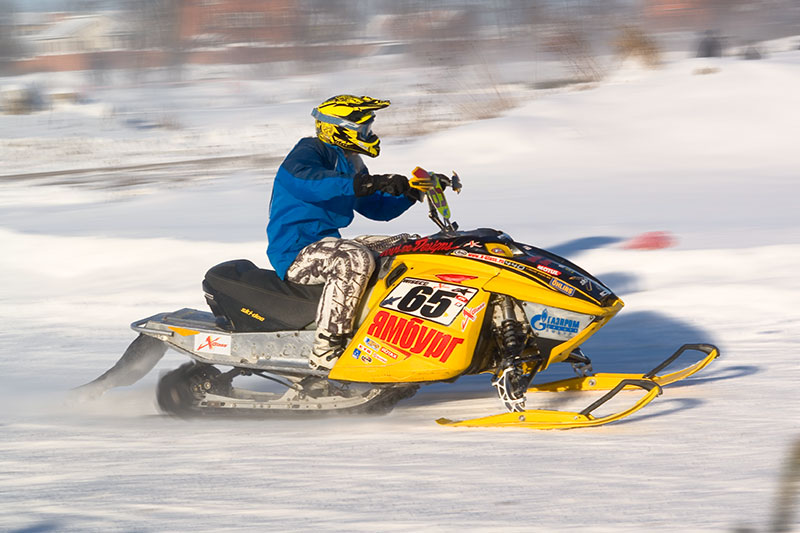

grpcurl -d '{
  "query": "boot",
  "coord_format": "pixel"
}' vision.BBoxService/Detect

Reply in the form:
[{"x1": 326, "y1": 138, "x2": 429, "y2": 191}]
[{"x1": 310, "y1": 332, "x2": 347, "y2": 370}]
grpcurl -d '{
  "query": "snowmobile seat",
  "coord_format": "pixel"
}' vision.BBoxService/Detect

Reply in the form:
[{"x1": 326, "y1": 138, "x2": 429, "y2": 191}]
[{"x1": 203, "y1": 259, "x2": 323, "y2": 332}]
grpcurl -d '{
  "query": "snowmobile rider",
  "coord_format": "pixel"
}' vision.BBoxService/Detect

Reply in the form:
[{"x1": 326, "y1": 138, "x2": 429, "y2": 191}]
[{"x1": 266, "y1": 95, "x2": 426, "y2": 370}]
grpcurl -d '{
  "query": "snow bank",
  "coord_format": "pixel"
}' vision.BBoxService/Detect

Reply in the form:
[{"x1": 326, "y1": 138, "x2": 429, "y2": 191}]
[{"x1": 1, "y1": 47, "x2": 800, "y2": 532}]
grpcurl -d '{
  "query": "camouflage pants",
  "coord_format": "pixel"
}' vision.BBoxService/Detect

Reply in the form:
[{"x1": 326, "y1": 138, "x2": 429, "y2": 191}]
[{"x1": 286, "y1": 238, "x2": 376, "y2": 336}]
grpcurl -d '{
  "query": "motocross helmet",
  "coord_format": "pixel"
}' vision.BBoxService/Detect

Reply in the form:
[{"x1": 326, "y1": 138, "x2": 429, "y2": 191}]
[{"x1": 312, "y1": 95, "x2": 390, "y2": 157}]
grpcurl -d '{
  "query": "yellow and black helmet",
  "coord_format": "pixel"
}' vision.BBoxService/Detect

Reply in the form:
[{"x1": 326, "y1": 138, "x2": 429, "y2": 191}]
[{"x1": 312, "y1": 95, "x2": 390, "y2": 157}]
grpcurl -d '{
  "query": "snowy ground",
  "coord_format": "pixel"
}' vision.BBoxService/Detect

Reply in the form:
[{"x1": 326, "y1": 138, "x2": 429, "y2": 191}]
[{"x1": 1, "y1": 48, "x2": 799, "y2": 532}]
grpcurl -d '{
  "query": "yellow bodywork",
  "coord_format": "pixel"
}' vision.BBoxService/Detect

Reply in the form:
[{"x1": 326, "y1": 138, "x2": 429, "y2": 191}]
[
  {"x1": 329, "y1": 255, "x2": 497, "y2": 382},
  {"x1": 328, "y1": 250, "x2": 624, "y2": 383}
]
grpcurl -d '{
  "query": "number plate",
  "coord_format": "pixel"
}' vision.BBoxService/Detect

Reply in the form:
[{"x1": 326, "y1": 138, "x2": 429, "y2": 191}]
[{"x1": 380, "y1": 277, "x2": 479, "y2": 326}]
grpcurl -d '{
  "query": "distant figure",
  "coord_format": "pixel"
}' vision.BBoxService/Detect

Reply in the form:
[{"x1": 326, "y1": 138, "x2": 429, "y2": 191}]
[
  {"x1": 742, "y1": 43, "x2": 762, "y2": 60},
  {"x1": 89, "y1": 52, "x2": 107, "y2": 86},
  {"x1": 696, "y1": 30, "x2": 722, "y2": 58}
]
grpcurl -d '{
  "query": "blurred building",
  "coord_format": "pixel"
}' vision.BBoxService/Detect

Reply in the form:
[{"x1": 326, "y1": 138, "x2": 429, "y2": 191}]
[
  {"x1": 4, "y1": 0, "x2": 799, "y2": 75},
  {"x1": 31, "y1": 15, "x2": 116, "y2": 55},
  {"x1": 179, "y1": 0, "x2": 297, "y2": 46}
]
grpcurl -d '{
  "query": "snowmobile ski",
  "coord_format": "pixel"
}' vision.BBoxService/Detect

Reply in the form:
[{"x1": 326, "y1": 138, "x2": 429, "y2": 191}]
[
  {"x1": 526, "y1": 344, "x2": 720, "y2": 393},
  {"x1": 437, "y1": 379, "x2": 661, "y2": 429}
]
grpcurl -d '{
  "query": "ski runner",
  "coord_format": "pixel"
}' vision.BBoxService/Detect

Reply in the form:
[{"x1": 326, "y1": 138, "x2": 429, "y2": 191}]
[{"x1": 267, "y1": 95, "x2": 427, "y2": 370}]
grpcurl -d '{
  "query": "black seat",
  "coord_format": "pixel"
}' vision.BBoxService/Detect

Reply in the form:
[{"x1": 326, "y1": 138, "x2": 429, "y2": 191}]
[{"x1": 203, "y1": 259, "x2": 323, "y2": 332}]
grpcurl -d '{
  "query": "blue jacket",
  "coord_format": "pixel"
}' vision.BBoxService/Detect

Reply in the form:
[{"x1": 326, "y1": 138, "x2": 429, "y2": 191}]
[{"x1": 267, "y1": 137, "x2": 414, "y2": 279}]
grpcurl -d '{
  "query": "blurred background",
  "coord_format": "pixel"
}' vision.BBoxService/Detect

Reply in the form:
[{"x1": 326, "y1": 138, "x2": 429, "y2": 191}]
[
  {"x1": 2, "y1": 0, "x2": 799, "y2": 186},
  {"x1": 1, "y1": 5, "x2": 799, "y2": 532},
  {"x1": 2, "y1": 0, "x2": 799, "y2": 110}
]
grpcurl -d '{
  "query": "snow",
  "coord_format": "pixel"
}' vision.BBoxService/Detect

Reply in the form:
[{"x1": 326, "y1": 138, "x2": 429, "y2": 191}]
[{"x1": 1, "y1": 48, "x2": 799, "y2": 532}]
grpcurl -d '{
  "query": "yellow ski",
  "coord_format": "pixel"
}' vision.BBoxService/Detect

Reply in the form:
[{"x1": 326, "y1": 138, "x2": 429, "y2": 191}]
[
  {"x1": 437, "y1": 379, "x2": 661, "y2": 429},
  {"x1": 527, "y1": 344, "x2": 719, "y2": 393}
]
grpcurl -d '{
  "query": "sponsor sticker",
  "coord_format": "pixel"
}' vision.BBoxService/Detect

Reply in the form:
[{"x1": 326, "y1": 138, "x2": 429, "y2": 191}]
[
  {"x1": 357, "y1": 343, "x2": 373, "y2": 356},
  {"x1": 353, "y1": 348, "x2": 361, "y2": 359},
  {"x1": 549, "y1": 278, "x2": 576, "y2": 296},
  {"x1": 522, "y1": 302, "x2": 594, "y2": 340},
  {"x1": 194, "y1": 334, "x2": 232, "y2": 355},
  {"x1": 451, "y1": 249, "x2": 526, "y2": 271},
  {"x1": 380, "y1": 237, "x2": 459, "y2": 257},
  {"x1": 460, "y1": 302, "x2": 486, "y2": 331},
  {"x1": 364, "y1": 337, "x2": 380, "y2": 351},
  {"x1": 380, "y1": 346, "x2": 400, "y2": 360},
  {"x1": 536, "y1": 264, "x2": 562, "y2": 276},
  {"x1": 380, "y1": 277, "x2": 478, "y2": 326}
]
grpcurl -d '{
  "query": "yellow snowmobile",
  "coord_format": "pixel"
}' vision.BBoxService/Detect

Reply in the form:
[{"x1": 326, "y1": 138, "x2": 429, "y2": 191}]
[{"x1": 77, "y1": 168, "x2": 718, "y2": 429}]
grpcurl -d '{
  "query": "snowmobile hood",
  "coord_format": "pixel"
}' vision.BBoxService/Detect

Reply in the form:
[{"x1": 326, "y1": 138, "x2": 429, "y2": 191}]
[{"x1": 378, "y1": 229, "x2": 617, "y2": 307}]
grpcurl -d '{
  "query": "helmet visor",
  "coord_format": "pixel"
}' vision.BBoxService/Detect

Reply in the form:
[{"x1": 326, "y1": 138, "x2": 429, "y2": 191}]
[
  {"x1": 312, "y1": 108, "x2": 374, "y2": 137},
  {"x1": 358, "y1": 117, "x2": 375, "y2": 140}
]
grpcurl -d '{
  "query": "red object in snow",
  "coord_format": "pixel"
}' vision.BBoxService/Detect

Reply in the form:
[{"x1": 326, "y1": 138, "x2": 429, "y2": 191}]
[{"x1": 623, "y1": 231, "x2": 676, "y2": 250}]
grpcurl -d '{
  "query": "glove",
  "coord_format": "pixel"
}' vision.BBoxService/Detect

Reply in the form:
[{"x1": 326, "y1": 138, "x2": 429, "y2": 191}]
[
  {"x1": 405, "y1": 188, "x2": 424, "y2": 203},
  {"x1": 353, "y1": 173, "x2": 410, "y2": 197}
]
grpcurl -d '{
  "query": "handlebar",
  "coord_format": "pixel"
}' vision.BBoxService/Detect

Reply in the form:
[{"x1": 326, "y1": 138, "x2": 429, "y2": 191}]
[{"x1": 410, "y1": 167, "x2": 461, "y2": 234}]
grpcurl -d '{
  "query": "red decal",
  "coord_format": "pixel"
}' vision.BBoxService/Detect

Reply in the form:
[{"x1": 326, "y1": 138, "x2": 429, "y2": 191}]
[
  {"x1": 367, "y1": 310, "x2": 388, "y2": 336},
  {"x1": 536, "y1": 265, "x2": 562, "y2": 276},
  {"x1": 366, "y1": 310, "x2": 464, "y2": 363},
  {"x1": 380, "y1": 237, "x2": 458, "y2": 257},
  {"x1": 380, "y1": 346, "x2": 399, "y2": 359},
  {"x1": 197, "y1": 336, "x2": 227, "y2": 351},
  {"x1": 460, "y1": 302, "x2": 486, "y2": 331},
  {"x1": 435, "y1": 274, "x2": 478, "y2": 284}
]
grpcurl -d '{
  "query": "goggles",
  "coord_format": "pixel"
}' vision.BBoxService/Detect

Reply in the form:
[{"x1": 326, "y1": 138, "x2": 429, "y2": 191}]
[{"x1": 311, "y1": 108, "x2": 375, "y2": 137}]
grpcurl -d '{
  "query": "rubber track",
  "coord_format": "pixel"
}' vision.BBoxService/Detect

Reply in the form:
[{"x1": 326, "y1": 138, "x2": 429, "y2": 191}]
[{"x1": 156, "y1": 362, "x2": 418, "y2": 419}]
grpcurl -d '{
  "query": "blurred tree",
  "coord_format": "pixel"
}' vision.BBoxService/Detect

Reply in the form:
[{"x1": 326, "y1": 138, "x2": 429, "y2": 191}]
[
  {"x1": 124, "y1": 0, "x2": 184, "y2": 79},
  {"x1": 614, "y1": 26, "x2": 662, "y2": 68},
  {"x1": 126, "y1": 0, "x2": 183, "y2": 50},
  {"x1": 299, "y1": 0, "x2": 363, "y2": 44}
]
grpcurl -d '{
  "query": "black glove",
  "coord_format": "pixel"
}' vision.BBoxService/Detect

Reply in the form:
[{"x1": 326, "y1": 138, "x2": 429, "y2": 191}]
[
  {"x1": 405, "y1": 187, "x2": 424, "y2": 203},
  {"x1": 353, "y1": 173, "x2": 410, "y2": 197}
]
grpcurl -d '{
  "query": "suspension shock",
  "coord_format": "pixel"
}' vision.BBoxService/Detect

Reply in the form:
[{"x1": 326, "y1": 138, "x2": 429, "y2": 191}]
[
  {"x1": 499, "y1": 297, "x2": 526, "y2": 357},
  {"x1": 492, "y1": 296, "x2": 535, "y2": 412}
]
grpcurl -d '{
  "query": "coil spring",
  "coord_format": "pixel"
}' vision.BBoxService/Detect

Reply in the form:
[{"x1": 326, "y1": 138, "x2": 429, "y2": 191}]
[{"x1": 500, "y1": 318, "x2": 525, "y2": 356}]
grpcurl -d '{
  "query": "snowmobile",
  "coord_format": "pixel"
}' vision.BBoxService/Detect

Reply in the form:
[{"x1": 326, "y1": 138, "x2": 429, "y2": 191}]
[{"x1": 77, "y1": 168, "x2": 719, "y2": 429}]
